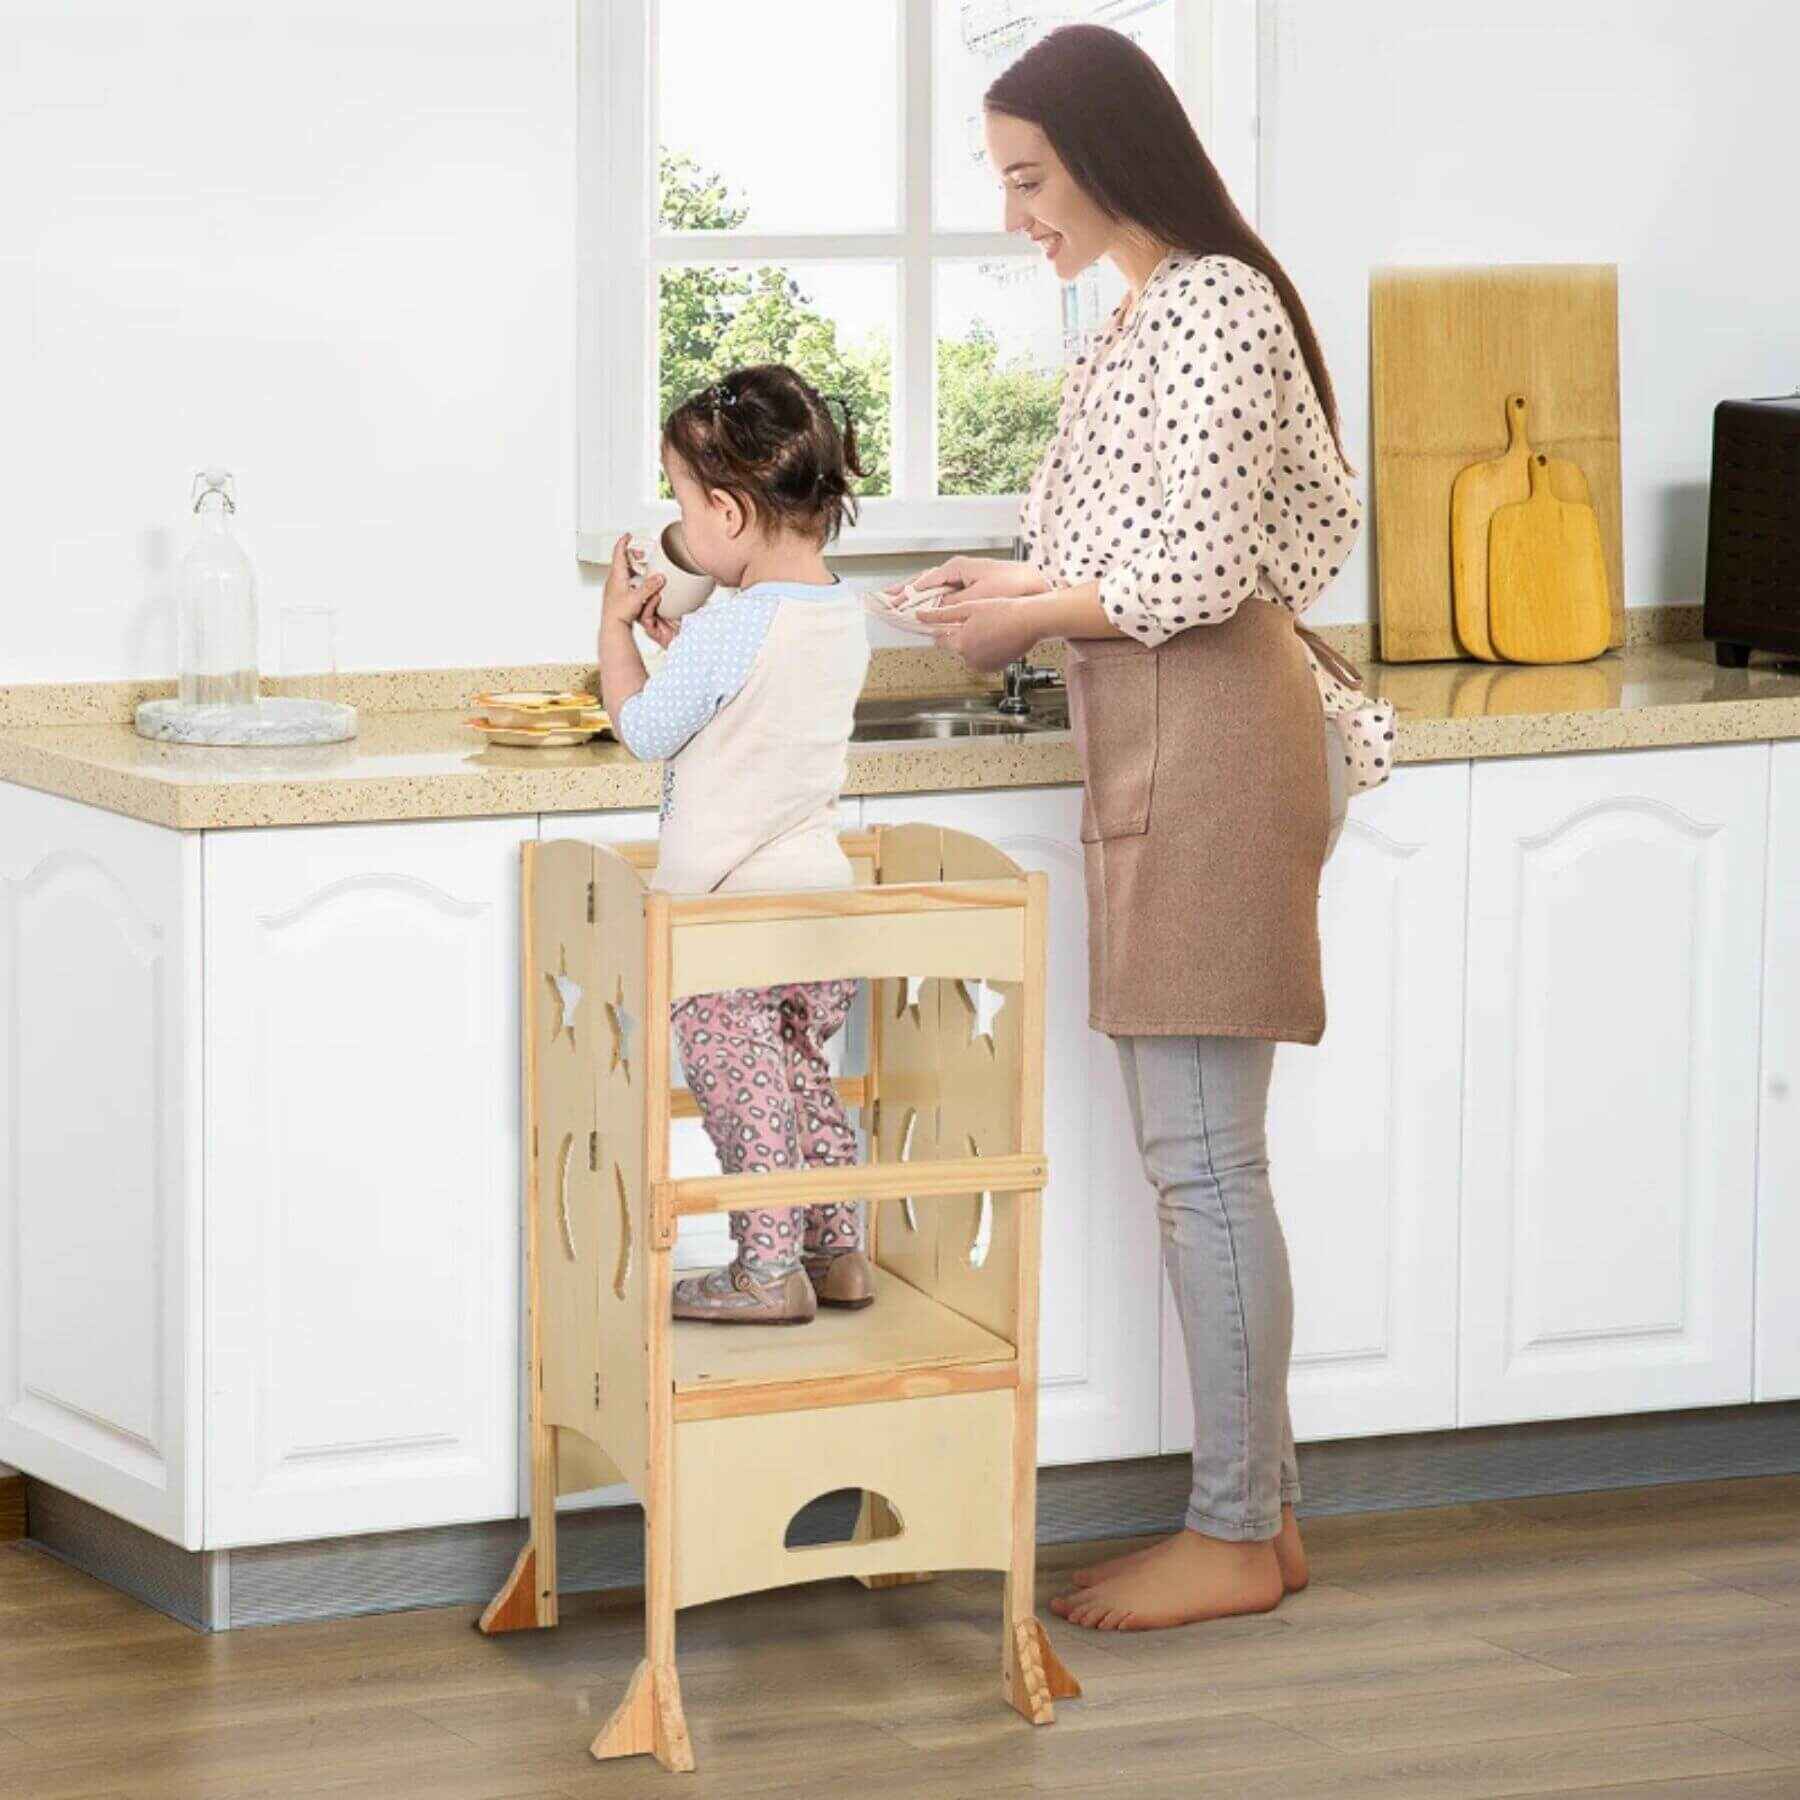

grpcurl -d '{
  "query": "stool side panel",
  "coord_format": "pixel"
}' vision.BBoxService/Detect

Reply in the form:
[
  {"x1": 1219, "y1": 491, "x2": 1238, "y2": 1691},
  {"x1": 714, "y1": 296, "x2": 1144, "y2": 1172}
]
[
  {"x1": 589, "y1": 843, "x2": 653, "y2": 1492},
  {"x1": 532, "y1": 842, "x2": 606, "y2": 1450}
]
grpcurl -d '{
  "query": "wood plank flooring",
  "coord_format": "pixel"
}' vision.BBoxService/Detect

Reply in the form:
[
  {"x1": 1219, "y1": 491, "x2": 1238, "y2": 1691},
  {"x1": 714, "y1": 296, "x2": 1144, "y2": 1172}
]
[
  {"x1": 3, "y1": 1476, "x2": 1798, "y2": 1798},
  {"x1": 0, "y1": 1467, "x2": 22, "y2": 1543}
]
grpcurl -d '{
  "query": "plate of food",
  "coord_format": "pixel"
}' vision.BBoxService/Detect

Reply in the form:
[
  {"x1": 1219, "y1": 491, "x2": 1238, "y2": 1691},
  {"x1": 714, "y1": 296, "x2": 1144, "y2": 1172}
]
[
  {"x1": 465, "y1": 690, "x2": 611, "y2": 747},
  {"x1": 470, "y1": 690, "x2": 608, "y2": 731},
  {"x1": 863, "y1": 579, "x2": 958, "y2": 636}
]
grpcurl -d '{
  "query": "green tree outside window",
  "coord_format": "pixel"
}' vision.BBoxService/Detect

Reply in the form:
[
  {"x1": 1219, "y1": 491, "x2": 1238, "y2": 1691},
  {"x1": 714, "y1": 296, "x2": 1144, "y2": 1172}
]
[{"x1": 655, "y1": 149, "x2": 1064, "y2": 503}]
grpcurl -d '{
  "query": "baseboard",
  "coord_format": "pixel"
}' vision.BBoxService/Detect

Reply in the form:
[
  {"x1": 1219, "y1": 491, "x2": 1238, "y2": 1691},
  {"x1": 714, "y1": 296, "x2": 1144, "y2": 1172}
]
[
  {"x1": 0, "y1": 1465, "x2": 22, "y2": 1542},
  {"x1": 25, "y1": 1399, "x2": 1800, "y2": 1630}
]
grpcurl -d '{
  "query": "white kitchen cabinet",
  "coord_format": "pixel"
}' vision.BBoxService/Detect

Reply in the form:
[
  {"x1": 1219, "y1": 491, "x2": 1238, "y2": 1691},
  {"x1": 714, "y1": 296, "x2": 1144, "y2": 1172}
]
[
  {"x1": 204, "y1": 817, "x2": 534, "y2": 1546},
  {"x1": 1757, "y1": 743, "x2": 1800, "y2": 1401},
  {"x1": 862, "y1": 788, "x2": 1163, "y2": 1466},
  {"x1": 0, "y1": 785, "x2": 203, "y2": 1547},
  {"x1": 1460, "y1": 744, "x2": 1769, "y2": 1426},
  {"x1": 1160, "y1": 762, "x2": 1472, "y2": 1452}
]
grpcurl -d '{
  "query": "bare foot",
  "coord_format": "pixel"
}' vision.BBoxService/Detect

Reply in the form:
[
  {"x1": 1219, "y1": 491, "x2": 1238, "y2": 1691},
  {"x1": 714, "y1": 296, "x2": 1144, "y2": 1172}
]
[
  {"x1": 1070, "y1": 1506, "x2": 1309, "y2": 1594},
  {"x1": 1274, "y1": 1505, "x2": 1309, "y2": 1593},
  {"x1": 1051, "y1": 1528, "x2": 1284, "y2": 1631},
  {"x1": 1066, "y1": 1532, "x2": 1179, "y2": 1590}
]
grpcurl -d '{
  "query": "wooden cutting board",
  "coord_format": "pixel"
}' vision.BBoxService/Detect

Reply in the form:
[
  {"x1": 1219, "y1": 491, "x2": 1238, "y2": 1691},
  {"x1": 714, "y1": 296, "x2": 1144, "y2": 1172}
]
[
  {"x1": 1451, "y1": 395, "x2": 1602, "y2": 660},
  {"x1": 1488, "y1": 454, "x2": 1611, "y2": 664},
  {"x1": 1372, "y1": 265, "x2": 1625, "y2": 662},
  {"x1": 1450, "y1": 395, "x2": 1530, "y2": 660}
]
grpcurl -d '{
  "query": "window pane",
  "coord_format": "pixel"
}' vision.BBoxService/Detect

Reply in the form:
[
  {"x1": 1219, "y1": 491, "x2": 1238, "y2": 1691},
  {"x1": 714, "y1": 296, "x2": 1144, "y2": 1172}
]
[
  {"x1": 934, "y1": 0, "x2": 1186, "y2": 231},
  {"x1": 935, "y1": 255, "x2": 1123, "y2": 497},
  {"x1": 655, "y1": 261, "x2": 895, "y2": 501},
  {"x1": 658, "y1": 1, "x2": 899, "y2": 235}
]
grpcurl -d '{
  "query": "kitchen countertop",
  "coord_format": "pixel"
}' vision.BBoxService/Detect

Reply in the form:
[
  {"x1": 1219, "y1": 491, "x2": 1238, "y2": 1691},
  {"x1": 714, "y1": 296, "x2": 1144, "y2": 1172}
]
[{"x1": 6, "y1": 619, "x2": 1800, "y2": 831}]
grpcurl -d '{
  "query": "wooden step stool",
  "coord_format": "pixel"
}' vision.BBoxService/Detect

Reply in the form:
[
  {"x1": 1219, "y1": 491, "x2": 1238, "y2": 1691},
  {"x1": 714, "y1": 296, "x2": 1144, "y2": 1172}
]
[{"x1": 480, "y1": 824, "x2": 1080, "y2": 1772}]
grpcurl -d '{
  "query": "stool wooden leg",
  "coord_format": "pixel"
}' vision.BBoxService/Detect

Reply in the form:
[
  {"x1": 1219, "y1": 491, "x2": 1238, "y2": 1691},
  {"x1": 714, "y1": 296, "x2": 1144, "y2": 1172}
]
[{"x1": 478, "y1": 1421, "x2": 559, "y2": 1634}]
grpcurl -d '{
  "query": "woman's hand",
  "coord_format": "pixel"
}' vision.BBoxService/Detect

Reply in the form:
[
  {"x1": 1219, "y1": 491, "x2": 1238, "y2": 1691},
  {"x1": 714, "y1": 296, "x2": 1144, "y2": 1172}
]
[
  {"x1": 920, "y1": 595, "x2": 1043, "y2": 674},
  {"x1": 892, "y1": 555, "x2": 1052, "y2": 605},
  {"x1": 601, "y1": 534, "x2": 664, "y2": 628}
]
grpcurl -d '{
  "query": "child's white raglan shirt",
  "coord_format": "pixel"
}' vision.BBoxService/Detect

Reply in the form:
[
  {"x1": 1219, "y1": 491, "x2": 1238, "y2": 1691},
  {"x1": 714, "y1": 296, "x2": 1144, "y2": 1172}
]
[{"x1": 615, "y1": 578, "x2": 870, "y2": 896}]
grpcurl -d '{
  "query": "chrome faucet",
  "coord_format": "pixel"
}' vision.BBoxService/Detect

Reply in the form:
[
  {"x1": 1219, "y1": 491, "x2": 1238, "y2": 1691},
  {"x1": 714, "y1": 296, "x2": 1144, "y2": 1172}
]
[
  {"x1": 997, "y1": 659, "x2": 1061, "y2": 717},
  {"x1": 997, "y1": 533, "x2": 1064, "y2": 717}
]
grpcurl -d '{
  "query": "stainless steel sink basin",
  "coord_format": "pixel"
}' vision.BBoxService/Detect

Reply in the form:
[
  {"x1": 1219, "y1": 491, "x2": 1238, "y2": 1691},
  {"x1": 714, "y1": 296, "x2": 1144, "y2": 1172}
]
[{"x1": 850, "y1": 692, "x2": 1069, "y2": 744}]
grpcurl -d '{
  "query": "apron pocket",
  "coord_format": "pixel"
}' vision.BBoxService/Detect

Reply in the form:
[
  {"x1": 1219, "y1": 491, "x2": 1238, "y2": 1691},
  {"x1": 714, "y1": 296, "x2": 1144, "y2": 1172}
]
[{"x1": 1069, "y1": 647, "x2": 1158, "y2": 843}]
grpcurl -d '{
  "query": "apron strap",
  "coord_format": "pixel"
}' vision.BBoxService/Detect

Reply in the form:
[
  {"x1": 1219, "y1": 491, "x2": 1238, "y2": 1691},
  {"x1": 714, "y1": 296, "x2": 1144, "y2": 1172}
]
[{"x1": 1294, "y1": 621, "x2": 1367, "y2": 694}]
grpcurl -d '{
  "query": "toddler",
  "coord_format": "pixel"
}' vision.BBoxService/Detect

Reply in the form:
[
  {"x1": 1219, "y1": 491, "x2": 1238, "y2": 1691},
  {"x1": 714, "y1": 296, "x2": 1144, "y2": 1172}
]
[{"x1": 598, "y1": 363, "x2": 873, "y2": 1327}]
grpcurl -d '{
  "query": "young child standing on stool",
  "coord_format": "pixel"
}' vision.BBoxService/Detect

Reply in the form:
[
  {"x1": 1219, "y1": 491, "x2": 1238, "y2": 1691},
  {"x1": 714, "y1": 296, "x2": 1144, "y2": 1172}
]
[{"x1": 598, "y1": 363, "x2": 873, "y2": 1327}]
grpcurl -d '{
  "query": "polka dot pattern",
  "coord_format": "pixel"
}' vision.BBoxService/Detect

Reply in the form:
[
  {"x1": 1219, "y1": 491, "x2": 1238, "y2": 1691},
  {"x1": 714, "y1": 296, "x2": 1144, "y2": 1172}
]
[{"x1": 1022, "y1": 251, "x2": 1397, "y2": 794}]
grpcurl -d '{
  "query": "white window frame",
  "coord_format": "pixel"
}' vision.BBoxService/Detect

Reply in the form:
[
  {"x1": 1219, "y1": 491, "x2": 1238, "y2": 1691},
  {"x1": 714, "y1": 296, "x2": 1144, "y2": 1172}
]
[{"x1": 576, "y1": 0, "x2": 1255, "y2": 562}]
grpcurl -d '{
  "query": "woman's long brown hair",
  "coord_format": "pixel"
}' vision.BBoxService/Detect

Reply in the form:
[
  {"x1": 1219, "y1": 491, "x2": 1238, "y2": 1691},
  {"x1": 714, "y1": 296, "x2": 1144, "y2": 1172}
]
[{"x1": 986, "y1": 23, "x2": 1352, "y2": 470}]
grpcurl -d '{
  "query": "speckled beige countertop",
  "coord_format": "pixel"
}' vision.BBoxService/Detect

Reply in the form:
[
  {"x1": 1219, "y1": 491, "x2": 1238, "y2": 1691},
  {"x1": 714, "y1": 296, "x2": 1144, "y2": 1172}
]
[{"x1": 6, "y1": 611, "x2": 1800, "y2": 831}]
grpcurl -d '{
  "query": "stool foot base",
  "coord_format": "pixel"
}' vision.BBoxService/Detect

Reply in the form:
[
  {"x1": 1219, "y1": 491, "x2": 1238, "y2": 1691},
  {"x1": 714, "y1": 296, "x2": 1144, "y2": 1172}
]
[
  {"x1": 1005, "y1": 1617, "x2": 1081, "y2": 1725},
  {"x1": 592, "y1": 1658, "x2": 695, "y2": 1773},
  {"x1": 477, "y1": 1542, "x2": 555, "y2": 1635}
]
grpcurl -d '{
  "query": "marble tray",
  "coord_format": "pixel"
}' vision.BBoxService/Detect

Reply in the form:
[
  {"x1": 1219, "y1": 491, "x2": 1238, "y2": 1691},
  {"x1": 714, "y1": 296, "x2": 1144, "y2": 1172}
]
[{"x1": 135, "y1": 697, "x2": 359, "y2": 746}]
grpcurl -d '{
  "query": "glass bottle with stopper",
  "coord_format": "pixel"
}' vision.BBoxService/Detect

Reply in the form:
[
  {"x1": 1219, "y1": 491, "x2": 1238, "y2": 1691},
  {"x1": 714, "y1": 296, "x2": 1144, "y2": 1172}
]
[{"x1": 178, "y1": 467, "x2": 259, "y2": 707}]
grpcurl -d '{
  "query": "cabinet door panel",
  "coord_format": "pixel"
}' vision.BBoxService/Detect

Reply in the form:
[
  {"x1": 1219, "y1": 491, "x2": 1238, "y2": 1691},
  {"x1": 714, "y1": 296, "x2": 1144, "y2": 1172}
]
[
  {"x1": 1159, "y1": 763, "x2": 1470, "y2": 1451},
  {"x1": 0, "y1": 787, "x2": 202, "y2": 1546},
  {"x1": 1758, "y1": 743, "x2": 1800, "y2": 1401},
  {"x1": 1461, "y1": 745, "x2": 1767, "y2": 1425},
  {"x1": 206, "y1": 818, "x2": 532, "y2": 1546},
  {"x1": 864, "y1": 789, "x2": 1161, "y2": 1465}
]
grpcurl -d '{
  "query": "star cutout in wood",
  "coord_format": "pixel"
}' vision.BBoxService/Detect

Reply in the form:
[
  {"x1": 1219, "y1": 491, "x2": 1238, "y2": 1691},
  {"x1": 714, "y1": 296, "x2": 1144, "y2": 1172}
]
[
  {"x1": 960, "y1": 977, "x2": 1007, "y2": 1045},
  {"x1": 604, "y1": 975, "x2": 636, "y2": 1081},
  {"x1": 545, "y1": 949, "x2": 583, "y2": 1049}
]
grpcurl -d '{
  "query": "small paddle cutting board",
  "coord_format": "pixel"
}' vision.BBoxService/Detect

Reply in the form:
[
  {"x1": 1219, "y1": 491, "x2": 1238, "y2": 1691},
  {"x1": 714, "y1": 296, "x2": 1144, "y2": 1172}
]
[
  {"x1": 1452, "y1": 395, "x2": 1599, "y2": 661},
  {"x1": 1488, "y1": 454, "x2": 1611, "y2": 664}
]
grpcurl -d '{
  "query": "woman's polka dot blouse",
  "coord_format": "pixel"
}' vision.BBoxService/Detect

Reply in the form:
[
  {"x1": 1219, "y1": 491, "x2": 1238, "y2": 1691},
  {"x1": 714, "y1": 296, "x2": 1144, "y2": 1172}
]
[{"x1": 1021, "y1": 251, "x2": 1397, "y2": 794}]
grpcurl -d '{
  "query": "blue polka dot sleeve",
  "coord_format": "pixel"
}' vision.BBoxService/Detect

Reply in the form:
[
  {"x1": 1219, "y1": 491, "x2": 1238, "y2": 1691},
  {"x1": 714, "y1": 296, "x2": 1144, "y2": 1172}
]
[{"x1": 615, "y1": 596, "x2": 779, "y2": 762}]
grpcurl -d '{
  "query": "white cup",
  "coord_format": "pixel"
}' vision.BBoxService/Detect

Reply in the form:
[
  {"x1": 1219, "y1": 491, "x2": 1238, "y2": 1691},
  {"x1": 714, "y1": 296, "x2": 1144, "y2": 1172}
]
[{"x1": 630, "y1": 521, "x2": 717, "y2": 620}]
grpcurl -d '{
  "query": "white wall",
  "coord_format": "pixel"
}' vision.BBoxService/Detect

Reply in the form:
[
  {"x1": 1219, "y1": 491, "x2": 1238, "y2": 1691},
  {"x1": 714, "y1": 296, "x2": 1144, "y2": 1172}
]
[
  {"x1": 1263, "y1": 0, "x2": 1800, "y2": 626},
  {"x1": 3, "y1": 2, "x2": 584, "y2": 683},
  {"x1": 6, "y1": 2, "x2": 1796, "y2": 681}
]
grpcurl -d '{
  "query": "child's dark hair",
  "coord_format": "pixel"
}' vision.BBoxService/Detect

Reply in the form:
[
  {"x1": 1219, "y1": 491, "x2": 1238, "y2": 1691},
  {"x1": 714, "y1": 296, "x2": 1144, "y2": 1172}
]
[{"x1": 661, "y1": 363, "x2": 864, "y2": 546}]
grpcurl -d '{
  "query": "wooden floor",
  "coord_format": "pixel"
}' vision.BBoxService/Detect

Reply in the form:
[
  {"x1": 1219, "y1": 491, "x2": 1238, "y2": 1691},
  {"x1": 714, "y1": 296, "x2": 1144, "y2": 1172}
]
[{"x1": 5, "y1": 1477, "x2": 1800, "y2": 1798}]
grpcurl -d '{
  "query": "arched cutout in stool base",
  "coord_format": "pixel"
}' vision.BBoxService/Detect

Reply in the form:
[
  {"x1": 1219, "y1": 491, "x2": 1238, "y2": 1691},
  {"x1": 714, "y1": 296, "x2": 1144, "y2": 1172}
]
[{"x1": 783, "y1": 1487, "x2": 903, "y2": 1552}]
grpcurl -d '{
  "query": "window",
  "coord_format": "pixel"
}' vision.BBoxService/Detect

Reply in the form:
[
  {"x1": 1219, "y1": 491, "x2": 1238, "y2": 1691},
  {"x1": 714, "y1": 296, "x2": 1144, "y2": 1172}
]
[{"x1": 578, "y1": 0, "x2": 1245, "y2": 560}]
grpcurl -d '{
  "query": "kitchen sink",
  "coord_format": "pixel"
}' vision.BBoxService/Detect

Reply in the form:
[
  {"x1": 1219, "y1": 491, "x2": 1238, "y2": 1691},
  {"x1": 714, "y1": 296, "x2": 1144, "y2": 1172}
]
[{"x1": 850, "y1": 692, "x2": 1069, "y2": 744}]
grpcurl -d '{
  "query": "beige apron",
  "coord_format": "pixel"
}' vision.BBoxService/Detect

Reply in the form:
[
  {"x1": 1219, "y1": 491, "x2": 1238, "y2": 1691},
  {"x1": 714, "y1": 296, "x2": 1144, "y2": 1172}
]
[{"x1": 1066, "y1": 597, "x2": 1332, "y2": 1043}]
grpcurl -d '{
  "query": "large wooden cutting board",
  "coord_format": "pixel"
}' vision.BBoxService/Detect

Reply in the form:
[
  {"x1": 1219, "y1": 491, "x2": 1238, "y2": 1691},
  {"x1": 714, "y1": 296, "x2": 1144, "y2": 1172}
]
[{"x1": 1372, "y1": 265, "x2": 1624, "y2": 663}]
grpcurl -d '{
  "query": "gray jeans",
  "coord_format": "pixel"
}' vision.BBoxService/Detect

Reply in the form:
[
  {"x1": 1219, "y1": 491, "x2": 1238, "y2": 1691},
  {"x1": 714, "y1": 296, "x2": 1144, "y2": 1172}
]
[{"x1": 1111, "y1": 710, "x2": 1346, "y2": 1540}]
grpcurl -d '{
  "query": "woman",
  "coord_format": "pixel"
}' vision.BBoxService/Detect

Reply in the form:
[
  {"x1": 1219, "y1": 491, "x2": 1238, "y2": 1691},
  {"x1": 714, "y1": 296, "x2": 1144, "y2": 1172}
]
[{"x1": 912, "y1": 25, "x2": 1396, "y2": 1633}]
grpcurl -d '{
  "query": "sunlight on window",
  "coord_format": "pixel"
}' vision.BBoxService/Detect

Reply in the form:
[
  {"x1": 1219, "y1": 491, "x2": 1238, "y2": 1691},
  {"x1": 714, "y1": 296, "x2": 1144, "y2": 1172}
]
[{"x1": 654, "y1": 256, "x2": 896, "y2": 501}]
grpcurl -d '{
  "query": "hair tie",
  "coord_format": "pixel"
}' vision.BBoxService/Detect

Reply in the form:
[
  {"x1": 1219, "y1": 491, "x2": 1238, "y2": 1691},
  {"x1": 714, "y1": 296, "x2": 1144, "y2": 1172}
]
[{"x1": 708, "y1": 380, "x2": 738, "y2": 413}]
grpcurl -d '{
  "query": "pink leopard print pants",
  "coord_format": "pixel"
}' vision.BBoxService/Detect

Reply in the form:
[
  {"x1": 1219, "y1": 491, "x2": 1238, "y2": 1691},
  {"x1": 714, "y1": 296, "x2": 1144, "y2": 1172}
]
[{"x1": 670, "y1": 979, "x2": 861, "y2": 1278}]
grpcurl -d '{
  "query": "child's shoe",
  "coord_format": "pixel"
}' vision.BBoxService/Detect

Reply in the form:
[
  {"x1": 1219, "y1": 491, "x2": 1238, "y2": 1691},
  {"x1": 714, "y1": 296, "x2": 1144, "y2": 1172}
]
[
  {"x1": 672, "y1": 1261, "x2": 816, "y2": 1325},
  {"x1": 803, "y1": 1248, "x2": 876, "y2": 1310}
]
